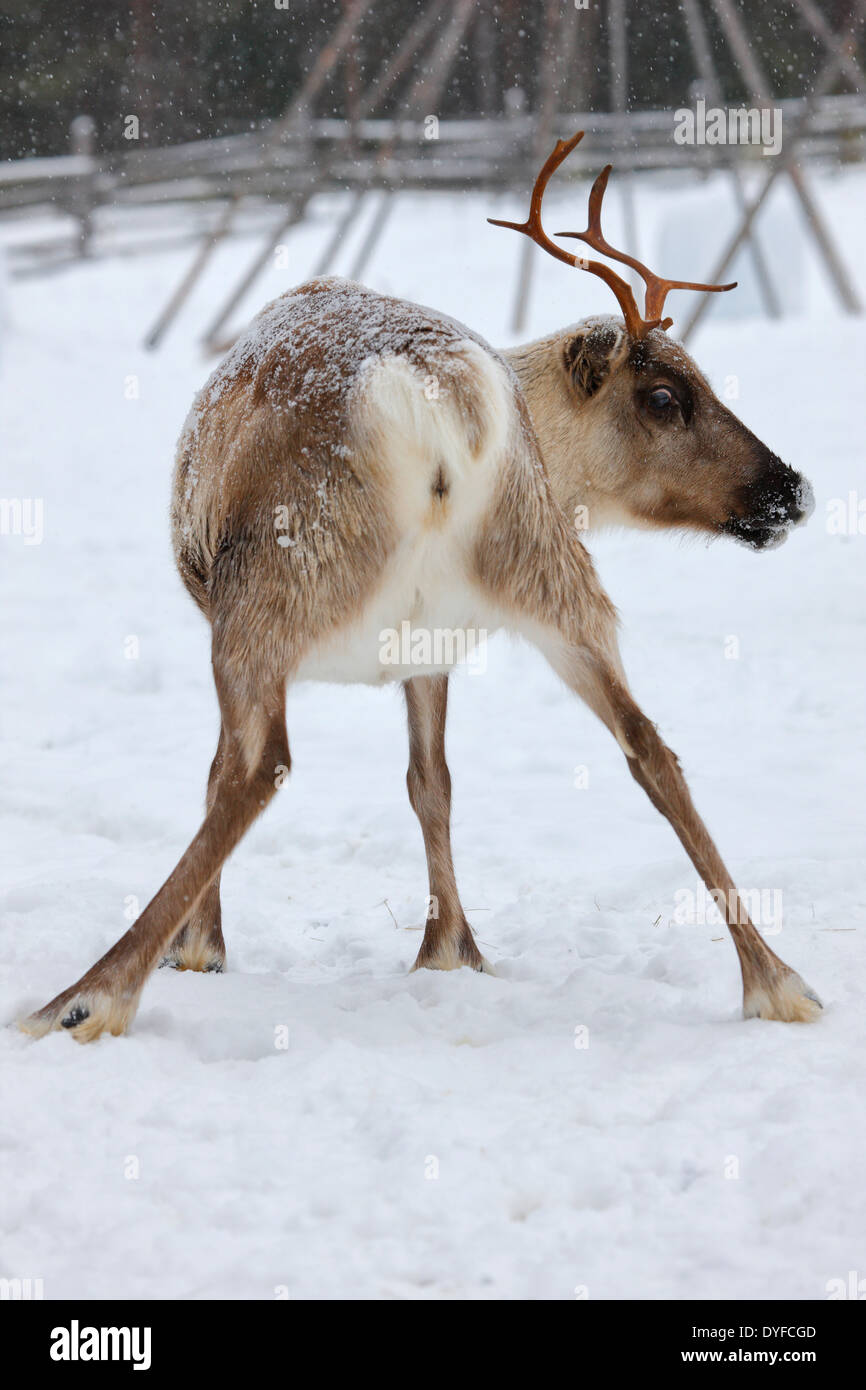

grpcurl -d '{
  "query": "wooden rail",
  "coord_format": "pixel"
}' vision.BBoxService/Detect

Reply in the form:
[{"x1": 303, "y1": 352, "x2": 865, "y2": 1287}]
[{"x1": 1, "y1": 97, "x2": 863, "y2": 220}]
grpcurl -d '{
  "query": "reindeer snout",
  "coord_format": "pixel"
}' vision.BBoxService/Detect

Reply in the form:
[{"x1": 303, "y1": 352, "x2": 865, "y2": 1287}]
[
  {"x1": 792, "y1": 474, "x2": 815, "y2": 527},
  {"x1": 724, "y1": 455, "x2": 814, "y2": 550}
]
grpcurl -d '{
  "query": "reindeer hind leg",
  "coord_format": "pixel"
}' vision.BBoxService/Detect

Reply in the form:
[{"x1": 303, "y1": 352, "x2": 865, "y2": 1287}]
[
  {"x1": 403, "y1": 675, "x2": 492, "y2": 974},
  {"x1": 161, "y1": 726, "x2": 227, "y2": 974},
  {"x1": 20, "y1": 638, "x2": 290, "y2": 1042}
]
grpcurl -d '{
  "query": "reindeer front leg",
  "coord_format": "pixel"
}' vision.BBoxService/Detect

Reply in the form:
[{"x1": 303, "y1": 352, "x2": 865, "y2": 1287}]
[
  {"x1": 561, "y1": 647, "x2": 821, "y2": 1021},
  {"x1": 403, "y1": 675, "x2": 490, "y2": 973},
  {"x1": 474, "y1": 475, "x2": 821, "y2": 1022}
]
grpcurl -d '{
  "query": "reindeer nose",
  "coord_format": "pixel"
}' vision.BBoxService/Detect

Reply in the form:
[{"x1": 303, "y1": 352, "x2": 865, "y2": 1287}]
[
  {"x1": 724, "y1": 456, "x2": 814, "y2": 550},
  {"x1": 792, "y1": 475, "x2": 815, "y2": 527},
  {"x1": 758, "y1": 456, "x2": 813, "y2": 528}
]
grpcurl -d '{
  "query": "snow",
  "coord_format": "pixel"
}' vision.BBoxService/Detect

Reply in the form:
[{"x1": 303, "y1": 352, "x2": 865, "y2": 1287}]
[{"x1": 1, "y1": 168, "x2": 865, "y2": 1300}]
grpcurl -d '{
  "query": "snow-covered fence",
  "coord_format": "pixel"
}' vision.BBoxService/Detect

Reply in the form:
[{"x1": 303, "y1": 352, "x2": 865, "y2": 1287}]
[{"x1": 1, "y1": 95, "x2": 864, "y2": 226}]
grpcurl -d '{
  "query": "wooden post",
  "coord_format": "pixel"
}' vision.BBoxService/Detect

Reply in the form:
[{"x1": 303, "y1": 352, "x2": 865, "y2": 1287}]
[
  {"x1": 201, "y1": 0, "x2": 473, "y2": 347},
  {"x1": 476, "y1": 9, "x2": 497, "y2": 117},
  {"x1": 608, "y1": 0, "x2": 640, "y2": 295},
  {"x1": 68, "y1": 115, "x2": 97, "y2": 257},
  {"x1": 348, "y1": 192, "x2": 396, "y2": 279},
  {"x1": 356, "y1": 0, "x2": 444, "y2": 119},
  {"x1": 403, "y1": 0, "x2": 477, "y2": 116},
  {"x1": 679, "y1": 0, "x2": 782, "y2": 320},
  {"x1": 511, "y1": 0, "x2": 570, "y2": 334},
  {"x1": 144, "y1": 0, "x2": 375, "y2": 348},
  {"x1": 706, "y1": 0, "x2": 862, "y2": 318},
  {"x1": 313, "y1": 0, "x2": 450, "y2": 283},
  {"x1": 793, "y1": 0, "x2": 865, "y2": 89},
  {"x1": 681, "y1": 38, "x2": 865, "y2": 341},
  {"x1": 200, "y1": 195, "x2": 311, "y2": 348},
  {"x1": 345, "y1": 0, "x2": 478, "y2": 284}
]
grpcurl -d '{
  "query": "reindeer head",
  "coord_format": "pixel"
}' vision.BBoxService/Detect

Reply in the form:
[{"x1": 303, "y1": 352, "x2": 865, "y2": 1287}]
[{"x1": 492, "y1": 133, "x2": 814, "y2": 549}]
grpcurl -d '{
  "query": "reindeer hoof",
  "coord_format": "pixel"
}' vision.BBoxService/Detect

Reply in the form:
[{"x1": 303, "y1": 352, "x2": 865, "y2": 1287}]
[
  {"x1": 19, "y1": 987, "x2": 137, "y2": 1043},
  {"x1": 743, "y1": 970, "x2": 823, "y2": 1023},
  {"x1": 159, "y1": 951, "x2": 225, "y2": 973},
  {"x1": 410, "y1": 945, "x2": 495, "y2": 975},
  {"x1": 411, "y1": 958, "x2": 496, "y2": 975},
  {"x1": 61, "y1": 1004, "x2": 90, "y2": 1029},
  {"x1": 160, "y1": 924, "x2": 226, "y2": 974}
]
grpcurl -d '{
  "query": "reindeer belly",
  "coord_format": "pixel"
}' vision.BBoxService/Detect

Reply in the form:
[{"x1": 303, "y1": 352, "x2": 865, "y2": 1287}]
[{"x1": 294, "y1": 528, "x2": 493, "y2": 686}]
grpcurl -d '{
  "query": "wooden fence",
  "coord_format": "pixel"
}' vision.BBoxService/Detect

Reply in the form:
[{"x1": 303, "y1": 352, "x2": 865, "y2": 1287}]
[{"x1": 2, "y1": 96, "x2": 864, "y2": 227}]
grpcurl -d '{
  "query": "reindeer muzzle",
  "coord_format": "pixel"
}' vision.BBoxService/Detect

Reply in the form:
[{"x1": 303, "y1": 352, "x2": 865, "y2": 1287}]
[{"x1": 723, "y1": 456, "x2": 814, "y2": 551}]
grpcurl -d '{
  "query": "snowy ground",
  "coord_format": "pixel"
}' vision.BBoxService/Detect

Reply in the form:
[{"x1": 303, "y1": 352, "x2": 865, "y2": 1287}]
[{"x1": 1, "y1": 166, "x2": 865, "y2": 1300}]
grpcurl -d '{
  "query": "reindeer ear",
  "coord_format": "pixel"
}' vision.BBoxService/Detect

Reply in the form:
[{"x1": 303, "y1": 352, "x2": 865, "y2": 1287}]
[{"x1": 564, "y1": 324, "x2": 624, "y2": 398}]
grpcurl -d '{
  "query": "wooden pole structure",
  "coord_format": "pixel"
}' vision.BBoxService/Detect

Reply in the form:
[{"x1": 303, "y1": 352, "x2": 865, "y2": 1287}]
[
  {"x1": 681, "y1": 27, "x2": 865, "y2": 342},
  {"x1": 143, "y1": 0, "x2": 374, "y2": 348},
  {"x1": 311, "y1": 0, "x2": 447, "y2": 279},
  {"x1": 204, "y1": 0, "x2": 477, "y2": 346},
  {"x1": 357, "y1": 0, "x2": 445, "y2": 117},
  {"x1": 403, "y1": 0, "x2": 477, "y2": 116},
  {"x1": 347, "y1": 192, "x2": 396, "y2": 279},
  {"x1": 793, "y1": 0, "x2": 865, "y2": 89},
  {"x1": 608, "y1": 0, "x2": 640, "y2": 295},
  {"x1": 706, "y1": 0, "x2": 862, "y2": 317},
  {"x1": 141, "y1": 0, "x2": 865, "y2": 352},
  {"x1": 199, "y1": 199, "x2": 312, "y2": 348},
  {"x1": 475, "y1": 8, "x2": 497, "y2": 117},
  {"x1": 143, "y1": 197, "x2": 236, "y2": 349},
  {"x1": 679, "y1": 0, "x2": 782, "y2": 319},
  {"x1": 68, "y1": 115, "x2": 97, "y2": 257},
  {"x1": 267, "y1": 0, "x2": 374, "y2": 137},
  {"x1": 344, "y1": 0, "x2": 361, "y2": 164},
  {"x1": 346, "y1": 0, "x2": 478, "y2": 283},
  {"x1": 510, "y1": 0, "x2": 575, "y2": 333},
  {"x1": 311, "y1": 0, "x2": 447, "y2": 278}
]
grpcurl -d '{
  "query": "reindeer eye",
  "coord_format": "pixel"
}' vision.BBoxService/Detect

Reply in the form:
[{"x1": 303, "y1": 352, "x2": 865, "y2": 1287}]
[{"x1": 647, "y1": 386, "x2": 675, "y2": 414}]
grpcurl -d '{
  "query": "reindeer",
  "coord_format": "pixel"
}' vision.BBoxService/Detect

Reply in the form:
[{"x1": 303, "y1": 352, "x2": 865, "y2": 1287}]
[{"x1": 21, "y1": 132, "x2": 820, "y2": 1043}]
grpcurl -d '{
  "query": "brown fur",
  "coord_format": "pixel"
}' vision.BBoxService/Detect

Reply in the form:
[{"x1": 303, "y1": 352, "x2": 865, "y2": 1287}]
[
  {"x1": 507, "y1": 320, "x2": 812, "y2": 548},
  {"x1": 404, "y1": 675, "x2": 487, "y2": 973},
  {"x1": 21, "y1": 277, "x2": 819, "y2": 1041}
]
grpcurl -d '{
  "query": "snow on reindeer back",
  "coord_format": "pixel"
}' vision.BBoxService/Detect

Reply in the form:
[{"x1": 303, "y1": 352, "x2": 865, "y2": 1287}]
[{"x1": 181, "y1": 276, "x2": 506, "y2": 455}]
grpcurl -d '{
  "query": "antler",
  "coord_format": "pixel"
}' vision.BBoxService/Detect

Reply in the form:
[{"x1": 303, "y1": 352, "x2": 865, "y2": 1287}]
[
  {"x1": 557, "y1": 162, "x2": 736, "y2": 331},
  {"x1": 489, "y1": 131, "x2": 649, "y2": 338},
  {"x1": 488, "y1": 131, "x2": 737, "y2": 338}
]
